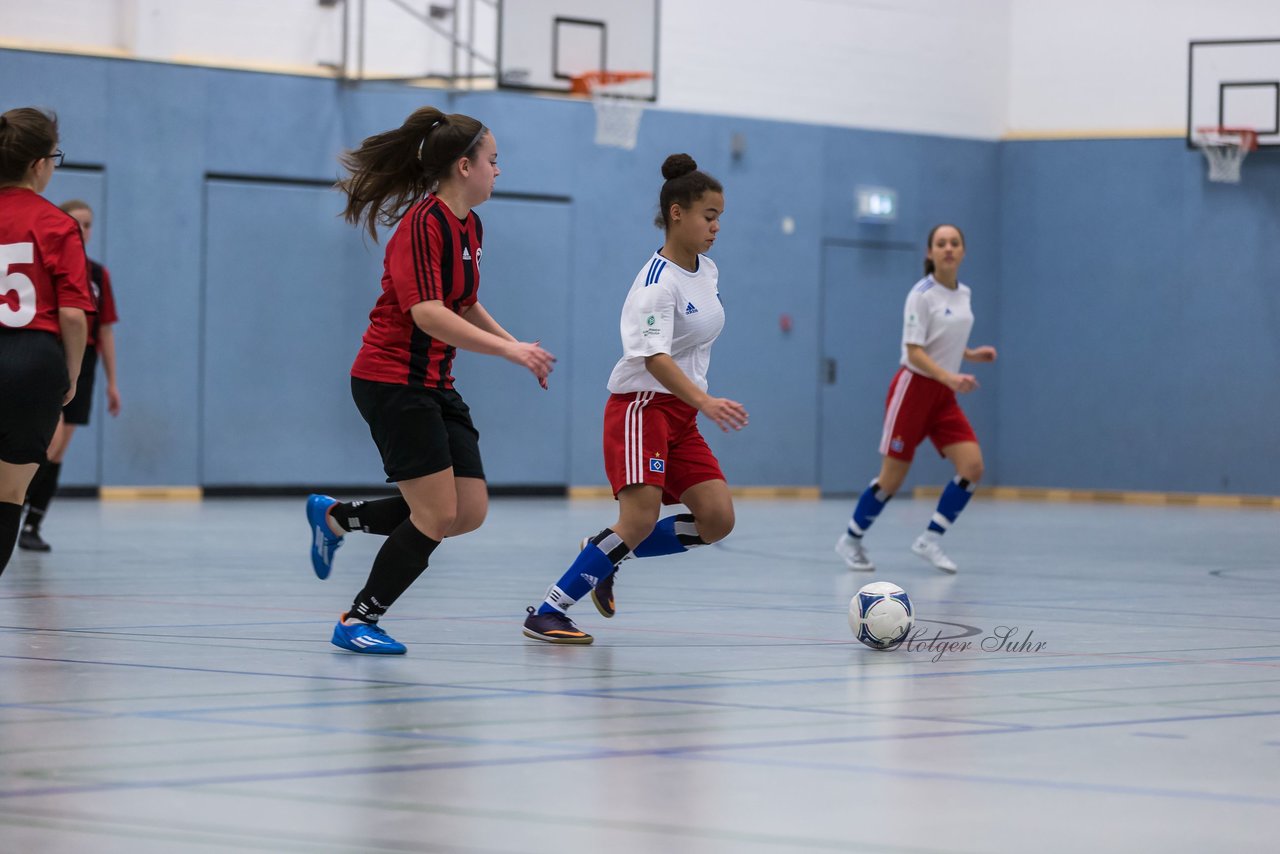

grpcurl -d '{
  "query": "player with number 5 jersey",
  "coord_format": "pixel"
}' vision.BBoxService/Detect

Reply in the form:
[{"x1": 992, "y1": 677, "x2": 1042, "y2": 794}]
[
  {"x1": 0, "y1": 107, "x2": 93, "y2": 579},
  {"x1": 523, "y1": 153, "x2": 748, "y2": 645}
]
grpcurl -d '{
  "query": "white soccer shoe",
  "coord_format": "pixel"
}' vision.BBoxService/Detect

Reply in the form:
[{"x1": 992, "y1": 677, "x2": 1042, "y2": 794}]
[
  {"x1": 835, "y1": 532, "x2": 875, "y2": 572},
  {"x1": 911, "y1": 534, "x2": 958, "y2": 574}
]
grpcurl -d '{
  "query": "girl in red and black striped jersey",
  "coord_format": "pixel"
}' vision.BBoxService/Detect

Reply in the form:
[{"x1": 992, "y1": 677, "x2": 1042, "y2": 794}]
[
  {"x1": 306, "y1": 106, "x2": 555, "y2": 655},
  {"x1": 20, "y1": 199, "x2": 122, "y2": 553},
  {"x1": 0, "y1": 108, "x2": 93, "y2": 578}
]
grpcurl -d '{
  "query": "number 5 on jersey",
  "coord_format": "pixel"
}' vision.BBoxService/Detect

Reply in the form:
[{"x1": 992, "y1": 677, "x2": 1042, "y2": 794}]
[{"x1": 0, "y1": 242, "x2": 37, "y2": 328}]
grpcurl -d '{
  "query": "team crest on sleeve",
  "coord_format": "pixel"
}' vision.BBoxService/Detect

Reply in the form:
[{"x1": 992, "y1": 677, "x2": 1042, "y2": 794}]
[{"x1": 890, "y1": 436, "x2": 905, "y2": 453}]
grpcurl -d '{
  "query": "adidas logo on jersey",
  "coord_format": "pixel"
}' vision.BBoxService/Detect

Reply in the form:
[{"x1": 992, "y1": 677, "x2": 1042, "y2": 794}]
[
  {"x1": 685, "y1": 302, "x2": 699, "y2": 315},
  {"x1": 462, "y1": 248, "x2": 471, "y2": 261}
]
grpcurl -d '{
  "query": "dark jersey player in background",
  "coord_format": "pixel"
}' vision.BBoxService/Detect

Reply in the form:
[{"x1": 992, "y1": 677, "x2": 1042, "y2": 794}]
[
  {"x1": 20, "y1": 199, "x2": 122, "y2": 552},
  {"x1": 304, "y1": 106, "x2": 555, "y2": 654},
  {"x1": 0, "y1": 107, "x2": 93, "y2": 578}
]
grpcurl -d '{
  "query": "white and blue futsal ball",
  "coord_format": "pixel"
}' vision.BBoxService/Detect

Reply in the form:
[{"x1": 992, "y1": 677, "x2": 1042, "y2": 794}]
[{"x1": 849, "y1": 581, "x2": 913, "y2": 650}]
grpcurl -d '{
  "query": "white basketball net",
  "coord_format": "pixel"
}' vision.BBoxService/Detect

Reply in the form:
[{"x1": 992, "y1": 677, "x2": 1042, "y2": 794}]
[
  {"x1": 590, "y1": 79, "x2": 649, "y2": 150},
  {"x1": 1194, "y1": 129, "x2": 1255, "y2": 184}
]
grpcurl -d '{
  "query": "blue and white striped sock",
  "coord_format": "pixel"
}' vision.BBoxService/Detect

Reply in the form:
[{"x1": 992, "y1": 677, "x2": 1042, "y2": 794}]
[
  {"x1": 633, "y1": 514, "x2": 706, "y2": 558},
  {"x1": 927, "y1": 476, "x2": 975, "y2": 535},
  {"x1": 538, "y1": 531, "x2": 623, "y2": 615},
  {"x1": 848, "y1": 481, "x2": 893, "y2": 538}
]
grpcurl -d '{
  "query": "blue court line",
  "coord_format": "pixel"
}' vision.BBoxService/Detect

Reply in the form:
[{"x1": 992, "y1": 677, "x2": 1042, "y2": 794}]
[
  {"x1": 0, "y1": 650, "x2": 1247, "y2": 712},
  {"x1": 666, "y1": 752, "x2": 1280, "y2": 808},
  {"x1": 4, "y1": 711, "x2": 1278, "y2": 805}
]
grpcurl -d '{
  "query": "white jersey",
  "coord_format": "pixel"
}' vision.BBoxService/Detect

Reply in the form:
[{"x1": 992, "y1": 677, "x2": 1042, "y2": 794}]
[
  {"x1": 606, "y1": 252, "x2": 725, "y2": 394},
  {"x1": 900, "y1": 274, "x2": 974, "y2": 376}
]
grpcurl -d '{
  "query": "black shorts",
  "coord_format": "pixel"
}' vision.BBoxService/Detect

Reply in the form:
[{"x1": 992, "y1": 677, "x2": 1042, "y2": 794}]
[
  {"x1": 351, "y1": 377, "x2": 485, "y2": 483},
  {"x1": 0, "y1": 330, "x2": 70, "y2": 465},
  {"x1": 63, "y1": 346, "x2": 98, "y2": 426}
]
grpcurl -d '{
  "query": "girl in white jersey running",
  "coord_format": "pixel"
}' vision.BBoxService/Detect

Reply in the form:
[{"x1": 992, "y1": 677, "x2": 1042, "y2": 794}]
[
  {"x1": 835, "y1": 224, "x2": 997, "y2": 574},
  {"x1": 524, "y1": 153, "x2": 748, "y2": 644}
]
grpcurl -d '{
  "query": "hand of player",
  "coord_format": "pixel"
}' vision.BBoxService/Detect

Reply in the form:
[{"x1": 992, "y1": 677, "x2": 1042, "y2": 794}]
[
  {"x1": 107, "y1": 384, "x2": 122, "y2": 416},
  {"x1": 534, "y1": 341, "x2": 548, "y2": 390},
  {"x1": 948, "y1": 373, "x2": 979, "y2": 394},
  {"x1": 966, "y1": 345, "x2": 997, "y2": 363},
  {"x1": 62, "y1": 379, "x2": 78, "y2": 407},
  {"x1": 699, "y1": 396, "x2": 749, "y2": 432},
  {"x1": 505, "y1": 341, "x2": 556, "y2": 383}
]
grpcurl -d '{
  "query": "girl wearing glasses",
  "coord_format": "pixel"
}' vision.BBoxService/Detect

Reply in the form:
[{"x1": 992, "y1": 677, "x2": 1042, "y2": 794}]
[
  {"x1": 18, "y1": 200, "x2": 122, "y2": 552},
  {"x1": 0, "y1": 107, "x2": 94, "y2": 578}
]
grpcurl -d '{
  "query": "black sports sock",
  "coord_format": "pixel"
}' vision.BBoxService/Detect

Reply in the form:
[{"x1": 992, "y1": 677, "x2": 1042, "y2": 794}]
[
  {"x1": 330, "y1": 497, "x2": 411, "y2": 535},
  {"x1": 348, "y1": 519, "x2": 440, "y2": 623},
  {"x1": 23, "y1": 461, "x2": 61, "y2": 530},
  {"x1": 0, "y1": 501, "x2": 22, "y2": 577}
]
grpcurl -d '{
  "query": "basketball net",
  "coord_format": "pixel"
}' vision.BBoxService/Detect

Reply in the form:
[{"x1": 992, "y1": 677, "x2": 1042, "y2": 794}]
[
  {"x1": 1193, "y1": 128, "x2": 1258, "y2": 184},
  {"x1": 575, "y1": 72, "x2": 651, "y2": 150}
]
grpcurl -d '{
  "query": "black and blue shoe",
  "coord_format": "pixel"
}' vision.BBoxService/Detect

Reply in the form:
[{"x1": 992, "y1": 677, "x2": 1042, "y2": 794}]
[
  {"x1": 331, "y1": 614, "x2": 406, "y2": 654},
  {"x1": 306, "y1": 494, "x2": 344, "y2": 580}
]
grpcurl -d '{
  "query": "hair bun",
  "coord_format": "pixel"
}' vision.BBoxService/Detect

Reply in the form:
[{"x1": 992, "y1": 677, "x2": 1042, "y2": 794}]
[{"x1": 661, "y1": 153, "x2": 697, "y2": 181}]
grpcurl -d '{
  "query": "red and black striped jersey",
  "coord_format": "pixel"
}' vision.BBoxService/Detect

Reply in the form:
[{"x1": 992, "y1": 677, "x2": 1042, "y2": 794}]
[
  {"x1": 351, "y1": 194, "x2": 483, "y2": 388},
  {"x1": 0, "y1": 187, "x2": 94, "y2": 336},
  {"x1": 87, "y1": 259, "x2": 118, "y2": 348}
]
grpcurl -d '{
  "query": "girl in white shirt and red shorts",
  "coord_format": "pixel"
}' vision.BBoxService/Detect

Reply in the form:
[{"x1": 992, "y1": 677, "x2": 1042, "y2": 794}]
[
  {"x1": 523, "y1": 153, "x2": 748, "y2": 644},
  {"x1": 836, "y1": 224, "x2": 997, "y2": 574}
]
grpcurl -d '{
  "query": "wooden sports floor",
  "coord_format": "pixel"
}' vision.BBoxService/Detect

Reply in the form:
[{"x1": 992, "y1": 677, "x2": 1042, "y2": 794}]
[{"x1": 2, "y1": 496, "x2": 1277, "y2": 853}]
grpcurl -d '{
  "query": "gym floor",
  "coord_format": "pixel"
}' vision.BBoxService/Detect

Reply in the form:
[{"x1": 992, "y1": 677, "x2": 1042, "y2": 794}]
[{"x1": 2, "y1": 496, "x2": 1277, "y2": 853}]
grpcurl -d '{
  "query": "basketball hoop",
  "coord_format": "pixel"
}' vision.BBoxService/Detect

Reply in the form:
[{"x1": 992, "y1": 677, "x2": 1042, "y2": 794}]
[
  {"x1": 1193, "y1": 127, "x2": 1258, "y2": 184},
  {"x1": 573, "y1": 71, "x2": 652, "y2": 151}
]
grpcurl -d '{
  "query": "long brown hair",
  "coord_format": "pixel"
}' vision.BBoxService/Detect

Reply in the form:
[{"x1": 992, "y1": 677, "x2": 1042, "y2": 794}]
[
  {"x1": 654, "y1": 153, "x2": 723, "y2": 229},
  {"x1": 0, "y1": 107, "x2": 58, "y2": 186},
  {"x1": 923, "y1": 223, "x2": 965, "y2": 276},
  {"x1": 337, "y1": 106, "x2": 487, "y2": 240}
]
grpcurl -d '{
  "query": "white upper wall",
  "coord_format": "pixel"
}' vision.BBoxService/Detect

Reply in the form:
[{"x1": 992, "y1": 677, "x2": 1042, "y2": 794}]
[
  {"x1": 1007, "y1": 0, "x2": 1280, "y2": 136},
  {"x1": 3, "y1": 0, "x2": 1279, "y2": 140},
  {"x1": 660, "y1": 0, "x2": 1011, "y2": 139}
]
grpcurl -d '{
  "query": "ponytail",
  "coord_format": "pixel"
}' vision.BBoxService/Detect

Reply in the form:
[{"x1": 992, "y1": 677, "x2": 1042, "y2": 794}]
[{"x1": 337, "y1": 106, "x2": 487, "y2": 241}]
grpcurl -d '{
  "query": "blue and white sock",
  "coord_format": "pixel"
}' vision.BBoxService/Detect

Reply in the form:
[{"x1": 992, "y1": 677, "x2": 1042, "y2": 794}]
[
  {"x1": 633, "y1": 513, "x2": 706, "y2": 558},
  {"x1": 848, "y1": 481, "x2": 893, "y2": 538},
  {"x1": 538, "y1": 530, "x2": 625, "y2": 615},
  {"x1": 927, "y1": 476, "x2": 975, "y2": 535}
]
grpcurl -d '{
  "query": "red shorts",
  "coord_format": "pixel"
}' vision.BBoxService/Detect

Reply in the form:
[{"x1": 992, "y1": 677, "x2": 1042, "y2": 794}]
[
  {"x1": 603, "y1": 391, "x2": 725, "y2": 505},
  {"x1": 878, "y1": 367, "x2": 978, "y2": 462}
]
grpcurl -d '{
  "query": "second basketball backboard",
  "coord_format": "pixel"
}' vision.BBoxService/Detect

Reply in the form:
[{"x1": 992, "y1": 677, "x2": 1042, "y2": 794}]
[
  {"x1": 497, "y1": 0, "x2": 658, "y2": 100},
  {"x1": 1188, "y1": 38, "x2": 1280, "y2": 148}
]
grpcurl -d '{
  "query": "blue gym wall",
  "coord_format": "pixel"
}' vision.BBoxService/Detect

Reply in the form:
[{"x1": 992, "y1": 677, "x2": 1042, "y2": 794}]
[
  {"x1": 997, "y1": 139, "x2": 1280, "y2": 495},
  {"x1": 5, "y1": 48, "x2": 1272, "y2": 495}
]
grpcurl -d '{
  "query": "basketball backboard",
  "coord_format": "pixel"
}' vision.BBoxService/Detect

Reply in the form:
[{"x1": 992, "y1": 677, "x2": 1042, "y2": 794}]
[
  {"x1": 497, "y1": 0, "x2": 658, "y2": 100},
  {"x1": 1188, "y1": 38, "x2": 1280, "y2": 149}
]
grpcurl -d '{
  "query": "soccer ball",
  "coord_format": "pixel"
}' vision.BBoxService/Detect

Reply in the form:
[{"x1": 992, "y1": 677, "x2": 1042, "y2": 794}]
[{"x1": 849, "y1": 581, "x2": 913, "y2": 650}]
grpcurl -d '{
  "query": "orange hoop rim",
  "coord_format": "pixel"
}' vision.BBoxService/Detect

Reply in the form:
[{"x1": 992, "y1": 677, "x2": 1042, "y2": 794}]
[
  {"x1": 569, "y1": 70, "x2": 652, "y2": 96},
  {"x1": 1194, "y1": 126, "x2": 1259, "y2": 150}
]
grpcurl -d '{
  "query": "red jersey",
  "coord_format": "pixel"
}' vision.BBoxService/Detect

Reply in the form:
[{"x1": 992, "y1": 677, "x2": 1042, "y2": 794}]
[
  {"x1": 87, "y1": 259, "x2": 118, "y2": 348},
  {"x1": 0, "y1": 187, "x2": 94, "y2": 336},
  {"x1": 351, "y1": 195, "x2": 483, "y2": 389}
]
